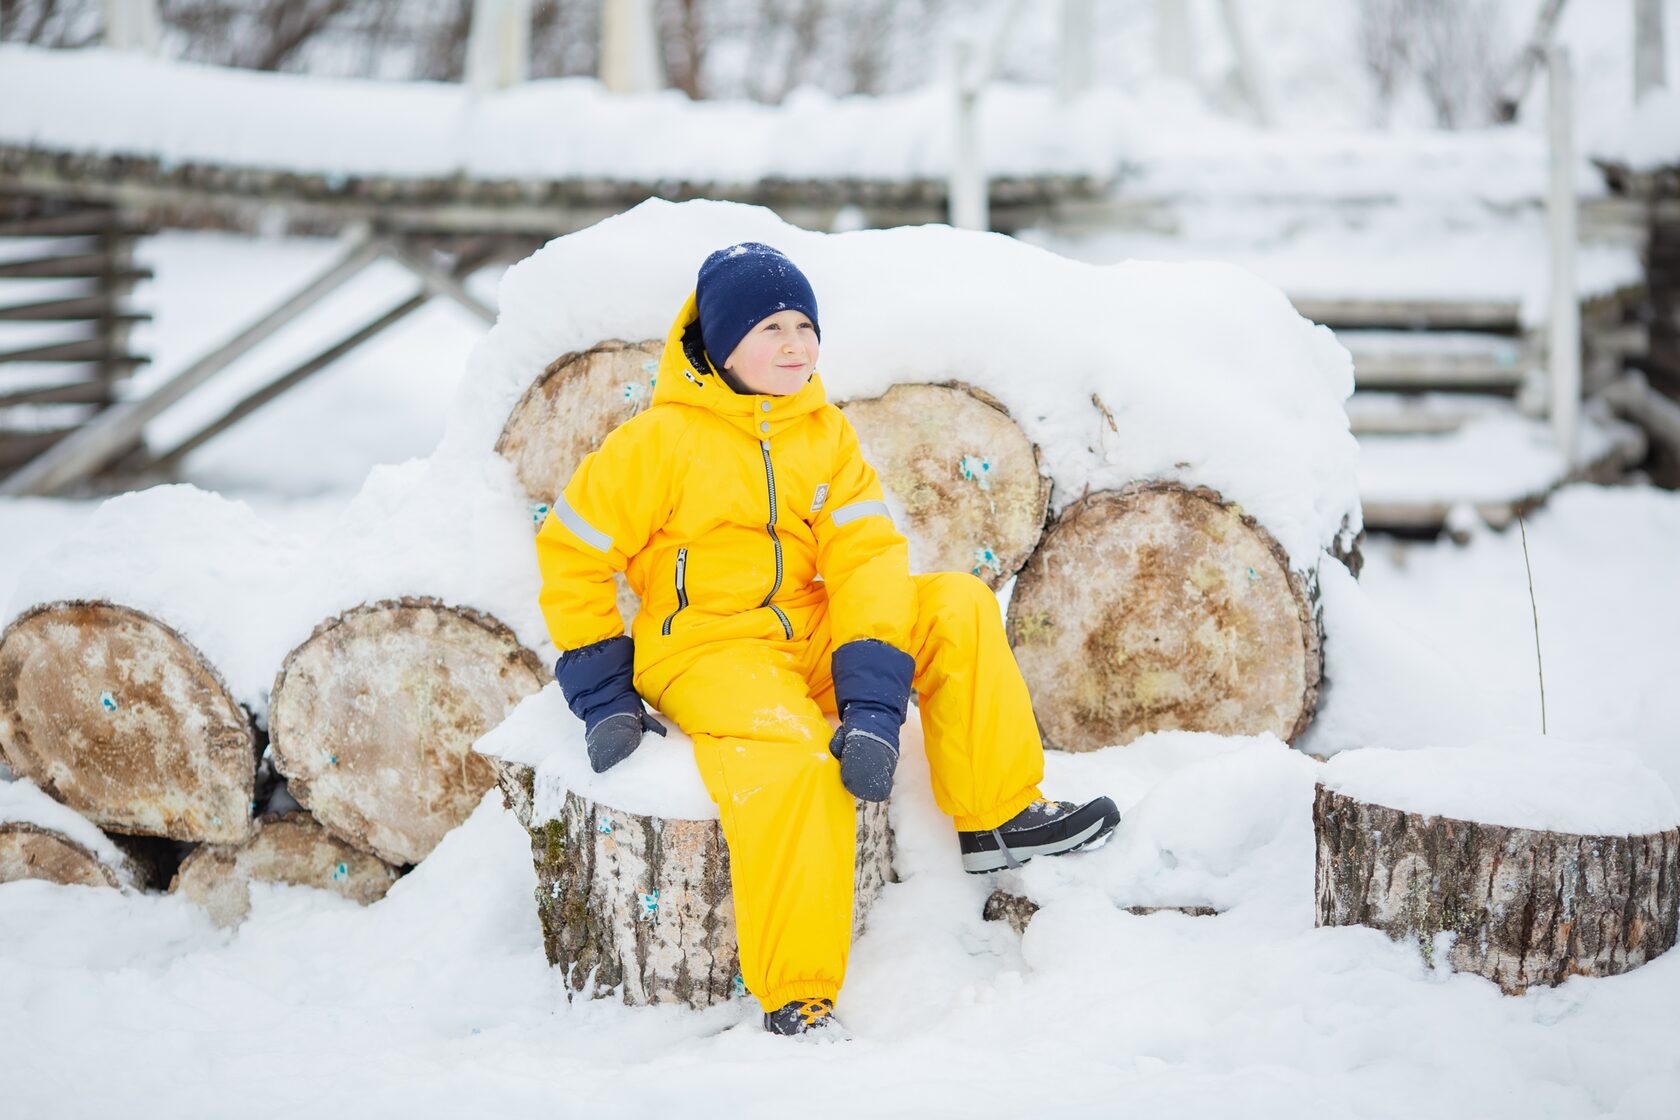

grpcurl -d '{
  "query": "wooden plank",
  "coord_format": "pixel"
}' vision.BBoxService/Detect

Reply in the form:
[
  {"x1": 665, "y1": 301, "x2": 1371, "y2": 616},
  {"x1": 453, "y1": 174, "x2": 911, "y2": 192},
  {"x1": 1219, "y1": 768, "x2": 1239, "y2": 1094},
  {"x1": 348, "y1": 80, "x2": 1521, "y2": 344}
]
[
  {"x1": 0, "y1": 231, "x2": 383, "y2": 496},
  {"x1": 0, "y1": 338, "x2": 146, "y2": 366},
  {"x1": 0, "y1": 295, "x2": 147, "y2": 323},
  {"x1": 0, "y1": 428, "x2": 76, "y2": 471},
  {"x1": 0, "y1": 381, "x2": 112, "y2": 408},
  {"x1": 0, "y1": 210, "x2": 145, "y2": 239},
  {"x1": 1291, "y1": 296, "x2": 1521, "y2": 332}
]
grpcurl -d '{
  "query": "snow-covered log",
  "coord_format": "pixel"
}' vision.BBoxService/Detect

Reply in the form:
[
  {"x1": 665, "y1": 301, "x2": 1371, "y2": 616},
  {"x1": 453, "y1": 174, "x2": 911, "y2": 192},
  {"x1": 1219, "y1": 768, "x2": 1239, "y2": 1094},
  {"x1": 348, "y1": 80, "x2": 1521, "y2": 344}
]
[
  {"x1": 477, "y1": 685, "x2": 893, "y2": 1008},
  {"x1": 170, "y1": 810, "x2": 400, "y2": 926},
  {"x1": 0, "y1": 775, "x2": 153, "y2": 889},
  {"x1": 1006, "y1": 481, "x2": 1324, "y2": 750},
  {"x1": 494, "y1": 338, "x2": 663, "y2": 514},
  {"x1": 268, "y1": 597, "x2": 548, "y2": 866},
  {"x1": 1314, "y1": 745, "x2": 1680, "y2": 994},
  {"x1": 982, "y1": 889, "x2": 1221, "y2": 935},
  {"x1": 0, "y1": 823, "x2": 129, "y2": 889},
  {"x1": 840, "y1": 382, "x2": 1050, "y2": 587},
  {"x1": 0, "y1": 601, "x2": 259, "y2": 843}
]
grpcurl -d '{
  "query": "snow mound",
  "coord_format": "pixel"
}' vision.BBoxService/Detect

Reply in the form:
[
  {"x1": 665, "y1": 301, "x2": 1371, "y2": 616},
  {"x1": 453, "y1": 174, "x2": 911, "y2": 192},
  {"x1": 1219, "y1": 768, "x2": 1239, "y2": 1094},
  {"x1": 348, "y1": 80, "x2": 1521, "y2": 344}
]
[
  {"x1": 1319, "y1": 741, "x2": 1680, "y2": 837},
  {"x1": 443, "y1": 197, "x2": 1361, "y2": 567},
  {"x1": 1595, "y1": 87, "x2": 1680, "y2": 171},
  {"x1": 277, "y1": 452, "x2": 552, "y2": 665},
  {"x1": 472, "y1": 685, "x2": 715, "y2": 822},
  {"x1": 3, "y1": 484, "x2": 310, "y2": 713},
  {"x1": 0, "y1": 778, "x2": 132, "y2": 879}
]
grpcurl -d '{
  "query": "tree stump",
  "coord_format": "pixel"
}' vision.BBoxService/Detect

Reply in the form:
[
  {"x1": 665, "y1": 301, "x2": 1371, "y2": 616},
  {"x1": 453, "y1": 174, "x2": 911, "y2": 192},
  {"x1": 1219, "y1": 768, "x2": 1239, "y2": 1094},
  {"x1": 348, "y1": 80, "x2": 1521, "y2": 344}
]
[
  {"x1": 492, "y1": 758, "x2": 894, "y2": 1008},
  {"x1": 839, "y1": 382, "x2": 1050, "y2": 588},
  {"x1": 170, "y1": 810, "x2": 400, "y2": 926},
  {"x1": 1005, "y1": 482, "x2": 1322, "y2": 750},
  {"x1": 1314, "y1": 784, "x2": 1680, "y2": 993},
  {"x1": 0, "y1": 822, "x2": 133, "y2": 890},
  {"x1": 268, "y1": 598, "x2": 548, "y2": 866},
  {"x1": 0, "y1": 601, "x2": 257, "y2": 843},
  {"x1": 494, "y1": 339, "x2": 663, "y2": 515}
]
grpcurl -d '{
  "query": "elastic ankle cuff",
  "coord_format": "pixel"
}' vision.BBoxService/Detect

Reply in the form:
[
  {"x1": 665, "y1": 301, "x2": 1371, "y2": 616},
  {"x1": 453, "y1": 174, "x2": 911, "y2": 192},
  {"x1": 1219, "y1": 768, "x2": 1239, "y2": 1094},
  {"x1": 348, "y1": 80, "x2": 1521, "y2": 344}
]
[
  {"x1": 954, "y1": 785, "x2": 1043, "y2": 832},
  {"x1": 756, "y1": 980, "x2": 841, "y2": 1013}
]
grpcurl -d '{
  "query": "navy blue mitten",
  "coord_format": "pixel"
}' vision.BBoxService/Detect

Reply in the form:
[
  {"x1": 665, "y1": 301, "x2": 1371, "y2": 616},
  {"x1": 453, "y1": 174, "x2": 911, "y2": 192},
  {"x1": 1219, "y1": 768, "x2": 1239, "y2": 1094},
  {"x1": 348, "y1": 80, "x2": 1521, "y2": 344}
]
[
  {"x1": 554, "y1": 635, "x2": 667, "y2": 773},
  {"x1": 828, "y1": 638, "x2": 916, "y2": 802}
]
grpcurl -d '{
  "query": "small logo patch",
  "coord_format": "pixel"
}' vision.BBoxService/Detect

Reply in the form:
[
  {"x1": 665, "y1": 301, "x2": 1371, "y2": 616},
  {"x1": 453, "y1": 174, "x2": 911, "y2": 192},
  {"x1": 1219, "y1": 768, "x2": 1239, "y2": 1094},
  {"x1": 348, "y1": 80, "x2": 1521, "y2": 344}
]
[{"x1": 810, "y1": 483, "x2": 830, "y2": 514}]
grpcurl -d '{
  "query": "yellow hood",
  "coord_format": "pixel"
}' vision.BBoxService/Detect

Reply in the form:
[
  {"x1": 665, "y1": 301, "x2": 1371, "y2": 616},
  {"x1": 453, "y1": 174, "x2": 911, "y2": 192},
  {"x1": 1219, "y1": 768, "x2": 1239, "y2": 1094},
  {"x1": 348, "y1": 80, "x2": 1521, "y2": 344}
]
[{"x1": 652, "y1": 289, "x2": 830, "y2": 442}]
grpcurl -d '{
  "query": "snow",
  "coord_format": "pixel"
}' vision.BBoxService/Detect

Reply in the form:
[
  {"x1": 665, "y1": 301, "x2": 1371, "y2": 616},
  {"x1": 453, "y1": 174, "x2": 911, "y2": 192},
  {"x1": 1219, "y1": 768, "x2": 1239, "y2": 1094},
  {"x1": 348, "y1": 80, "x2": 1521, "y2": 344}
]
[
  {"x1": 473, "y1": 684, "x2": 716, "y2": 822},
  {"x1": 1356, "y1": 405, "x2": 1642, "y2": 506},
  {"x1": 447, "y1": 197, "x2": 1361, "y2": 567},
  {"x1": 0, "y1": 44, "x2": 1120, "y2": 183},
  {"x1": 3, "y1": 485, "x2": 312, "y2": 714},
  {"x1": 1597, "y1": 86, "x2": 1680, "y2": 172},
  {"x1": 1319, "y1": 741, "x2": 1680, "y2": 836},
  {"x1": 0, "y1": 777, "x2": 134, "y2": 879}
]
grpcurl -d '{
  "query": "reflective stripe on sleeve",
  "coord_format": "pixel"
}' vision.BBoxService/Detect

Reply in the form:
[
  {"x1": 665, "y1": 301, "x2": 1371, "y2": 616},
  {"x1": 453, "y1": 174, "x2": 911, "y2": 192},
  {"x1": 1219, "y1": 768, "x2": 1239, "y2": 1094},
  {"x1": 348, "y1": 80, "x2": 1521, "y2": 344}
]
[
  {"x1": 829, "y1": 499, "x2": 892, "y2": 527},
  {"x1": 553, "y1": 494, "x2": 615, "y2": 554}
]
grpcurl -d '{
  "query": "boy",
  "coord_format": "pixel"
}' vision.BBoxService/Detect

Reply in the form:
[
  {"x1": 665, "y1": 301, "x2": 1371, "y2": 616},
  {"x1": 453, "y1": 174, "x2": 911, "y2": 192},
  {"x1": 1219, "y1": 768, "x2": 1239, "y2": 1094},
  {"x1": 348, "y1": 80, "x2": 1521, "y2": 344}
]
[{"x1": 535, "y1": 241, "x2": 1119, "y2": 1036}]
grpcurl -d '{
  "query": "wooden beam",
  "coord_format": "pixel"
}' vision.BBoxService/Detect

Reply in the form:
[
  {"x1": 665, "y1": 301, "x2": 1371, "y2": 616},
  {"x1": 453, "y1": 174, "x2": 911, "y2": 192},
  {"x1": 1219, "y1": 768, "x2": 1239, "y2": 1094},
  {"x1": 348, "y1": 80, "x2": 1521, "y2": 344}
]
[
  {"x1": 0, "y1": 381, "x2": 112, "y2": 408},
  {"x1": 0, "y1": 209, "x2": 147, "y2": 238},
  {"x1": 378, "y1": 239, "x2": 496, "y2": 324},
  {"x1": 0, "y1": 252, "x2": 151, "y2": 281},
  {"x1": 136, "y1": 243, "x2": 502, "y2": 474},
  {"x1": 0, "y1": 295, "x2": 146, "y2": 323},
  {"x1": 0, "y1": 230, "x2": 383, "y2": 496},
  {"x1": 0, "y1": 339, "x2": 146, "y2": 365}
]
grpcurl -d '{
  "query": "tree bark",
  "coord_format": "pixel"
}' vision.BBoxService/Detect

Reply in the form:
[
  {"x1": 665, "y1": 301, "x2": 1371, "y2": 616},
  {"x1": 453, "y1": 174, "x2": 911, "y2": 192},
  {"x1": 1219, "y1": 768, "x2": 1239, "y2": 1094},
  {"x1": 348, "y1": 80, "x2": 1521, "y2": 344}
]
[
  {"x1": 1006, "y1": 482, "x2": 1325, "y2": 750},
  {"x1": 170, "y1": 809, "x2": 399, "y2": 926},
  {"x1": 268, "y1": 598, "x2": 548, "y2": 866},
  {"x1": 0, "y1": 601, "x2": 257, "y2": 842},
  {"x1": 838, "y1": 382, "x2": 1051, "y2": 589},
  {"x1": 1314, "y1": 784, "x2": 1680, "y2": 993},
  {"x1": 492, "y1": 758, "x2": 894, "y2": 1008}
]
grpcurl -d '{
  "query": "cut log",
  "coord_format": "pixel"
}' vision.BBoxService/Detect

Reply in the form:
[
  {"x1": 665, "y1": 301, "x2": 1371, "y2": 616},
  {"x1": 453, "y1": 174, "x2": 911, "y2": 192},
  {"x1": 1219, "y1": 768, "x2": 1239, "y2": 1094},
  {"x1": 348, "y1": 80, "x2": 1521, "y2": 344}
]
[
  {"x1": 492, "y1": 757, "x2": 894, "y2": 1008},
  {"x1": 267, "y1": 598, "x2": 548, "y2": 866},
  {"x1": 839, "y1": 382, "x2": 1050, "y2": 588},
  {"x1": 981, "y1": 889, "x2": 1221, "y2": 936},
  {"x1": 0, "y1": 821, "x2": 129, "y2": 889},
  {"x1": 1314, "y1": 784, "x2": 1680, "y2": 993},
  {"x1": 170, "y1": 810, "x2": 400, "y2": 927},
  {"x1": 1005, "y1": 482, "x2": 1322, "y2": 750},
  {"x1": 0, "y1": 601, "x2": 257, "y2": 843},
  {"x1": 494, "y1": 338, "x2": 664, "y2": 513}
]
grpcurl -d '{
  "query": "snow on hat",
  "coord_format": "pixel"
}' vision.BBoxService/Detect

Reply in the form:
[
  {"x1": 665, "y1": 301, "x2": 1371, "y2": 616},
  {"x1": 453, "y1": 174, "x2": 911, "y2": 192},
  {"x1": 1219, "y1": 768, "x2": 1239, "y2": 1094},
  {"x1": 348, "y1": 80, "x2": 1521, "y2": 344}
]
[{"x1": 695, "y1": 242, "x2": 821, "y2": 372}]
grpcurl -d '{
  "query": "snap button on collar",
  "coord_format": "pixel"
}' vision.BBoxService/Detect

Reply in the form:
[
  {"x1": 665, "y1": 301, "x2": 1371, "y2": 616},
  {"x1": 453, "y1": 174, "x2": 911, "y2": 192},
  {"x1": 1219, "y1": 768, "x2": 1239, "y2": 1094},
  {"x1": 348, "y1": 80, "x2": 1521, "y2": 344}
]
[{"x1": 760, "y1": 400, "x2": 772, "y2": 412}]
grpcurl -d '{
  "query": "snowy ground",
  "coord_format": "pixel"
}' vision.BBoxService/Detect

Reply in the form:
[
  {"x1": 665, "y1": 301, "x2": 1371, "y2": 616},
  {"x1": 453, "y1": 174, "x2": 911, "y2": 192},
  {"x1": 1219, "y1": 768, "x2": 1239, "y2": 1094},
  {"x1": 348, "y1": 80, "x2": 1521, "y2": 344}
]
[{"x1": 1, "y1": 229, "x2": 1677, "y2": 1117}]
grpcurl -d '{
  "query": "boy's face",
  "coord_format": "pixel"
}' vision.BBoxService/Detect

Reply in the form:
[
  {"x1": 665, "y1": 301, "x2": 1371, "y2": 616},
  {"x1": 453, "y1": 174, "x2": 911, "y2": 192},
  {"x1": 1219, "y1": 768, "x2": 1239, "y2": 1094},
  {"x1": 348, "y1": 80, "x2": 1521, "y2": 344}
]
[{"x1": 722, "y1": 309, "x2": 819, "y2": 397}]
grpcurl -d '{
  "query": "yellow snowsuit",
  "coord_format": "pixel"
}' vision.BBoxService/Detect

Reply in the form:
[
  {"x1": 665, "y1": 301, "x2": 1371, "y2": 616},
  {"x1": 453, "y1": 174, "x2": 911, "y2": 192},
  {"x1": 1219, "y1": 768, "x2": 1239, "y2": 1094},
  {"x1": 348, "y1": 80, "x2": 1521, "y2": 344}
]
[{"x1": 535, "y1": 291, "x2": 1044, "y2": 1011}]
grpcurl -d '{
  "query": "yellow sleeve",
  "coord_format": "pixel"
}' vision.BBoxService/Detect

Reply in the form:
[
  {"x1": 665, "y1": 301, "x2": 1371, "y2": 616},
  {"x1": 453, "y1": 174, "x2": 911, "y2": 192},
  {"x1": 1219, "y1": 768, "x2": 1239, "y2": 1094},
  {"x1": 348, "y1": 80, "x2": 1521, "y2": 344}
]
[
  {"x1": 813, "y1": 413, "x2": 915, "y2": 650},
  {"x1": 535, "y1": 414, "x2": 675, "y2": 651}
]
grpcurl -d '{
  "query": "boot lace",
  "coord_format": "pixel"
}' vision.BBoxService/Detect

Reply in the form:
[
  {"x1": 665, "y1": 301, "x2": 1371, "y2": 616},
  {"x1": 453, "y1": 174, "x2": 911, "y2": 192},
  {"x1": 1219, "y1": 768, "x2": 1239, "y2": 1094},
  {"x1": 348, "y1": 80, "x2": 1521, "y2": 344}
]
[{"x1": 797, "y1": 999, "x2": 833, "y2": 1027}]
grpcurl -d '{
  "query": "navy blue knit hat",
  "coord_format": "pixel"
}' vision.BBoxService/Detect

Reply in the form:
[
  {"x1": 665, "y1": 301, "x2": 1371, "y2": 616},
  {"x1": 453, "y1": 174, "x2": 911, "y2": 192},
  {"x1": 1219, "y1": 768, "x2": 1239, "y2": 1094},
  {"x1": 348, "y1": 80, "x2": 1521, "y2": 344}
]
[{"x1": 695, "y1": 242, "x2": 821, "y2": 372}]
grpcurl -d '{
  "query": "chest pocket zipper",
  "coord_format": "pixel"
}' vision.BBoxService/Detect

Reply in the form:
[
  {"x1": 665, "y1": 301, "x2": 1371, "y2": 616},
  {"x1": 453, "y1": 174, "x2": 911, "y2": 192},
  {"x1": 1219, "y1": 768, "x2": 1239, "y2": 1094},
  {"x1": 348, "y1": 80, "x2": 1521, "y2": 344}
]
[{"x1": 661, "y1": 547, "x2": 689, "y2": 636}]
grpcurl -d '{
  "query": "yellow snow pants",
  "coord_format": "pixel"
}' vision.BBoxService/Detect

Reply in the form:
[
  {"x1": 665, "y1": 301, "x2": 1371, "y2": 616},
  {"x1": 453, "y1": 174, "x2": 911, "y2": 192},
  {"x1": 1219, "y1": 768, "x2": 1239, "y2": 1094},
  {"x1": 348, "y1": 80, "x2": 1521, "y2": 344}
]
[{"x1": 638, "y1": 571, "x2": 1044, "y2": 1012}]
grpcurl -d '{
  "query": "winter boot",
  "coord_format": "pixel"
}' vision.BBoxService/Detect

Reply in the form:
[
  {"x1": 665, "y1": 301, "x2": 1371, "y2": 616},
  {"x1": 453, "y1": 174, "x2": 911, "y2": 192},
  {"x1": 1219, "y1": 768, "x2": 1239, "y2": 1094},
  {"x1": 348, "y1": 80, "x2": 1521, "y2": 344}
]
[
  {"x1": 957, "y1": 796, "x2": 1121, "y2": 873},
  {"x1": 763, "y1": 997, "x2": 843, "y2": 1037}
]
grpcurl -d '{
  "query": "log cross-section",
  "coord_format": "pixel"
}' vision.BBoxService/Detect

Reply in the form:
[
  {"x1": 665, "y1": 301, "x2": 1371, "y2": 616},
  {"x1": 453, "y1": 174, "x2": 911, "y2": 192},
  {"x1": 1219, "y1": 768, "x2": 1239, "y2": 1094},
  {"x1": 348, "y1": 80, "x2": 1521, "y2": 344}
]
[{"x1": 0, "y1": 601, "x2": 257, "y2": 843}]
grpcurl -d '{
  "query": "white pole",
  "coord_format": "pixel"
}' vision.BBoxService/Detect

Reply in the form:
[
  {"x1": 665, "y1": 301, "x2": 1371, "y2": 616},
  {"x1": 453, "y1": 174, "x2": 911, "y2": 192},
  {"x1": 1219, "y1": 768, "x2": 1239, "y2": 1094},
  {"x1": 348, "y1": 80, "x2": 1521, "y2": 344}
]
[
  {"x1": 465, "y1": 0, "x2": 531, "y2": 94},
  {"x1": 1215, "y1": 0, "x2": 1270, "y2": 126},
  {"x1": 601, "y1": 0, "x2": 662, "y2": 94},
  {"x1": 949, "y1": 37, "x2": 987, "y2": 231},
  {"x1": 1546, "y1": 45, "x2": 1580, "y2": 466},
  {"x1": 101, "y1": 0, "x2": 160, "y2": 54},
  {"x1": 1635, "y1": 0, "x2": 1668, "y2": 102},
  {"x1": 1058, "y1": 0, "x2": 1095, "y2": 103}
]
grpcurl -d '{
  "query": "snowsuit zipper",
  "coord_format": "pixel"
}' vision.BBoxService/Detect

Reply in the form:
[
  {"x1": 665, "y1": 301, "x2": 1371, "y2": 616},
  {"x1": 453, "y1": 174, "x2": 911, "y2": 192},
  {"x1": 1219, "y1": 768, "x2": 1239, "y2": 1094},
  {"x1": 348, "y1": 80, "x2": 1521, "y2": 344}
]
[
  {"x1": 759, "y1": 440, "x2": 794, "y2": 640},
  {"x1": 661, "y1": 546, "x2": 689, "y2": 635}
]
